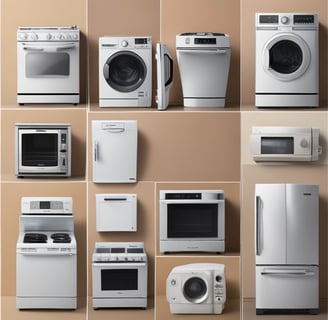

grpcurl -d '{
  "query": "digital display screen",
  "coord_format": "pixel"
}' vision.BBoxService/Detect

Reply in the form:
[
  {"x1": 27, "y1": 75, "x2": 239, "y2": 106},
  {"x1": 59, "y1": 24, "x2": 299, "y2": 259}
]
[
  {"x1": 259, "y1": 15, "x2": 279, "y2": 24},
  {"x1": 261, "y1": 137, "x2": 294, "y2": 154},
  {"x1": 39, "y1": 201, "x2": 51, "y2": 209}
]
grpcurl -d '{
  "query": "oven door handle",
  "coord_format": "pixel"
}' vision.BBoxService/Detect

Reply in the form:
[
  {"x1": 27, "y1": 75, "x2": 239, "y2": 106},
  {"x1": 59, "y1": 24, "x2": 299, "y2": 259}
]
[
  {"x1": 93, "y1": 262, "x2": 147, "y2": 268},
  {"x1": 19, "y1": 252, "x2": 75, "y2": 256},
  {"x1": 22, "y1": 43, "x2": 77, "y2": 52}
]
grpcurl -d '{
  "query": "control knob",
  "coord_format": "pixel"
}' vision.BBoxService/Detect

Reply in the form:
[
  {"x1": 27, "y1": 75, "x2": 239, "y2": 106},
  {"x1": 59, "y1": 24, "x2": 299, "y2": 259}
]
[
  {"x1": 30, "y1": 33, "x2": 39, "y2": 41},
  {"x1": 46, "y1": 33, "x2": 52, "y2": 40},
  {"x1": 121, "y1": 40, "x2": 129, "y2": 47},
  {"x1": 19, "y1": 33, "x2": 28, "y2": 41},
  {"x1": 281, "y1": 16, "x2": 289, "y2": 24}
]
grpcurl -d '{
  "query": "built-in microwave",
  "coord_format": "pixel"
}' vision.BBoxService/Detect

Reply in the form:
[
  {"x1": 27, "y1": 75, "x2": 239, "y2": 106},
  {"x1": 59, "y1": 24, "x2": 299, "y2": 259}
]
[
  {"x1": 15, "y1": 123, "x2": 71, "y2": 177},
  {"x1": 250, "y1": 126, "x2": 322, "y2": 162},
  {"x1": 159, "y1": 190, "x2": 225, "y2": 253}
]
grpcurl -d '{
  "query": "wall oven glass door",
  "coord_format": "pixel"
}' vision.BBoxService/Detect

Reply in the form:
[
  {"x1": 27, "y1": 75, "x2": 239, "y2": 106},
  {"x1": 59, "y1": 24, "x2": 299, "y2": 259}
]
[
  {"x1": 18, "y1": 130, "x2": 63, "y2": 174},
  {"x1": 92, "y1": 262, "x2": 147, "y2": 298},
  {"x1": 160, "y1": 200, "x2": 224, "y2": 240},
  {"x1": 17, "y1": 42, "x2": 79, "y2": 94}
]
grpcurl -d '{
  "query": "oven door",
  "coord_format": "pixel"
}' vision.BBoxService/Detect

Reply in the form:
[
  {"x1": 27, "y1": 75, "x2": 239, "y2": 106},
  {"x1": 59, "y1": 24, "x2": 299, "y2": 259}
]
[
  {"x1": 16, "y1": 252, "x2": 76, "y2": 298},
  {"x1": 17, "y1": 41, "x2": 79, "y2": 94},
  {"x1": 160, "y1": 200, "x2": 224, "y2": 241},
  {"x1": 16, "y1": 129, "x2": 68, "y2": 175},
  {"x1": 92, "y1": 262, "x2": 147, "y2": 299}
]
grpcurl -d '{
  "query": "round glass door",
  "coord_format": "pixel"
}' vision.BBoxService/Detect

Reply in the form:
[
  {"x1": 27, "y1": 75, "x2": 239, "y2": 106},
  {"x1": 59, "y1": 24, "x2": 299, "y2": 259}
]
[
  {"x1": 183, "y1": 277, "x2": 208, "y2": 303},
  {"x1": 103, "y1": 51, "x2": 146, "y2": 92},
  {"x1": 269, "y1": 40, "x2": 303, "y2": 74},
  {"x1": 262, "y1": 34, "x2": 310, "y2": 81}
]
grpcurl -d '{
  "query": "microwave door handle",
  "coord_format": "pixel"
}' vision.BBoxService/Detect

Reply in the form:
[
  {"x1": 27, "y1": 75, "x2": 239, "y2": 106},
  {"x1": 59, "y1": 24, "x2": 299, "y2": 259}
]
[{"x1": 256, "y1": 195, "x2": 261, "y2": 256}]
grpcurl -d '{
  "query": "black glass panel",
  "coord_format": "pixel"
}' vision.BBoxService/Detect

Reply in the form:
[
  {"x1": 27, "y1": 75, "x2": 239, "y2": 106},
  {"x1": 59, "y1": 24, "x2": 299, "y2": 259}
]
[
  {"x1": 26, "y1": 52, "x2": 69, "y2": 77},
  {"x1": 269, "y1": 40, "x2": 303, "y2": 74},
  {"x1": 167, "y1": 203, "x2": 218, "y2": 238},
  {"x1": 261, "y1": 137, "x2": 294, "y2": 154},
  {"x1": 21, "y1": 134, "x2": 58, "y2": 167},
  {"x1": 101, "y1": 269, "x2": 138, "y2": 291}
]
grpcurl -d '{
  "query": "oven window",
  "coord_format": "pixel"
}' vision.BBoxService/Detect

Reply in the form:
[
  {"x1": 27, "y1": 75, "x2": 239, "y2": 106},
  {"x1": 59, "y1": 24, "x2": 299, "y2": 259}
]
[
  {"x1": 26, "y1": 53, "x2": 70, "y2": 77},
  {"x1": 261, "y1": 137, "x2": 294, "y2": 154},
  {"x1": 167, "y1": 203, "x2": 218, "y2": 238},
  {"x1": 21, "y1": 134, "x2": 58, "y2": 166},
  {"x1": 101, "y1": 269, "x2": 138, "y2": 291}
]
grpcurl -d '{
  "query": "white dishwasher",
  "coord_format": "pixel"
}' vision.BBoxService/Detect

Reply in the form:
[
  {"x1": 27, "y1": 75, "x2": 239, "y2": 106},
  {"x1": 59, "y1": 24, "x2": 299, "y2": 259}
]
[
  {"x1": 176, "y1": 32, "x2": 231, "y2": 107},
  {"x1": 92, "y1": 120, "x2": 138, "y2": 183}
]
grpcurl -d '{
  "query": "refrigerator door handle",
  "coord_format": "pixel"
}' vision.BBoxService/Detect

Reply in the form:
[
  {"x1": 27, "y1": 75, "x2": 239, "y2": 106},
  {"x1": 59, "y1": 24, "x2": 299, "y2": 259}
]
[
  {"x1": 261, "y1": 269, "x2": 315, "y2": 276},
  {"x1": 256, "y1": 195, "x2": 261, "y2": 256},
  {"x1": 94, "y1": 140, "x2": 99, "y2": 162}
]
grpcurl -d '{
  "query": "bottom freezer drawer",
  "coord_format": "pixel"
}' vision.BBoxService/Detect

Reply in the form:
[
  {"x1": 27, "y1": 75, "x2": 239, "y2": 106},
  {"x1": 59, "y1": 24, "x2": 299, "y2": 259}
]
[{"x1": 256, "y1": 266, "x2": 319, "y2": 312}]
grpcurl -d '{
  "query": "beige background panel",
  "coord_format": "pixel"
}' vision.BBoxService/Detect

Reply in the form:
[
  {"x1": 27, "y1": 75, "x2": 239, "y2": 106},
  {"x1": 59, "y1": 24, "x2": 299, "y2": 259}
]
[
  {"x1": 88, "y1": 0, "x2": 160, "y2": 105},
  {"x1": 1, "y1": 182, "x2": 87, "y2": 298},
  {"x1": 155, "y1": 182, "x2": 240, "y2": 255},
  {"x1": 241, "y1": 111, "x2": 328, "y2": 164},
  {"x1": 1, "y1": 109, "x2": 86, "y2": 180},
  {"x1": 87, "y1": 182, "x2": 155, "y2": 300},
  {"x1": 88, "y1": 112, "x2": 240, "y2": 182},
  {"x1": 240, "y1": 0, "x2": 327, "y2": 107},
  {"x1": 241, "y1": 165, "x2": 328, "y2": 298},
  {"x1": 161, "y1": 0, "x2": 240, "y2": 107},
  {"x1": 1, "y1": 0, "x2": 88, "y2": 106}
]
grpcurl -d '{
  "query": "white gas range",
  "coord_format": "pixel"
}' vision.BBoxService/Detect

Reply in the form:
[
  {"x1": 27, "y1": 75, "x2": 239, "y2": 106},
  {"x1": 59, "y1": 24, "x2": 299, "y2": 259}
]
[
  {"x1": 16, "y1": 197, "x2": 77, "y2": 310},
  {"x1": 92, "y1": 242, "x2": 148, "y2": 309},
  {"x1": 17, "y1": 26, "x2": 80, "y2": 105}
]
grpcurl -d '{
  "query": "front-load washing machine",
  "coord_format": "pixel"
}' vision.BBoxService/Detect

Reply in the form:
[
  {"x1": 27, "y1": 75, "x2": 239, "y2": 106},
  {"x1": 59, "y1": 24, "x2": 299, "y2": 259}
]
[
  {"x1": 99, "y1": 36, "x2": 152, "y2": 107},
  {"x1": 176, "y1": 33, "x2": 231, "y2": 107},
  {"x1": 255, "y1": 13, "x2": 319, "y2": 107}
]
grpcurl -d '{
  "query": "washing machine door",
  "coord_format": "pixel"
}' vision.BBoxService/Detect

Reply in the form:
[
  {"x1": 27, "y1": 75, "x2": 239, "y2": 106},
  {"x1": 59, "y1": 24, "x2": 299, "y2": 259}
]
[
  {"x1": 182, "y1": 276, "x2": 209, "y2": 304},
  {"x1": 103, "y1": 51, "x2": 147, "y2": 92},
  {"x1": 262, "y1": 33, "x2": 311, "y2": 81}
]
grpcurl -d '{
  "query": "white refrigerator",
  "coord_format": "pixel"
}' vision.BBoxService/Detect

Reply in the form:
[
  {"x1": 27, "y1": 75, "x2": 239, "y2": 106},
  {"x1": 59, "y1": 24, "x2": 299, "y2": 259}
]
[
  {"x1": 255, "y1": 184, "x2": 319, "y2": 315},
  {"x1": 92, "y1": 120, "x2": 138, "y2": 183}
]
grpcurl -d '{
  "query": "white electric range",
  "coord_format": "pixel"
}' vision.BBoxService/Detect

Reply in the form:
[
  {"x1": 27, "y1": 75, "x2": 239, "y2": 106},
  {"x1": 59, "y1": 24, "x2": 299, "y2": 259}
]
[{"x1": 16, "y1": 197, "x2": 77, "y2": 310}]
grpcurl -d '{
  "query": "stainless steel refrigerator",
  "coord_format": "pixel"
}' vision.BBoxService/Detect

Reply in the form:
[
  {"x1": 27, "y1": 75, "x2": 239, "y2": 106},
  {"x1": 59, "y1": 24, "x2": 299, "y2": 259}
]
[{"x1": 255, "y1": 184, "x2": 319, "y2": 315}]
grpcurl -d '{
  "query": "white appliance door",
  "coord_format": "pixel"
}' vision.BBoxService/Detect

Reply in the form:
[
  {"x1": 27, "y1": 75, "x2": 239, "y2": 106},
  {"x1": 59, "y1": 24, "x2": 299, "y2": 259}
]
[
  {"x1": 255, "y1": 184, "x2": 286, "y2": 265},
  {"x1": 256, "y1": 266, "x2": 319, "y2": 310},
  {"x1": 96, "y1": 194, "x2": 137, "y2": 232},
  {"x1": 156, "y1": 43, "x2": 173, "y2": 110},
  {"x1": 92, "y1": 120, "x2": 138, "y2": 183},
  {"x1": 286, "y1": 184, "x2": 319, "y2": 265},
  {"x1": 16, "y1": 253, "x2": 76, "y2": 297},
  {"x1": 17, "y1": 42, "x2": 79, "y2": 93},
  {"x1": 92, "y1": 263, "x2": 147, "y2": 298}
]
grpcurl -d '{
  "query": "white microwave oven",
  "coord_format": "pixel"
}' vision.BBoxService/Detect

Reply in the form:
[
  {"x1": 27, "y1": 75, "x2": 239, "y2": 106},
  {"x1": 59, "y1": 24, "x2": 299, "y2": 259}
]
[
  {"x1": 250, "y1": 126, "x2": 322, "y2": 162},
  {"x1": 159, "y1": 190, "x2": 225, "y2": 253},
  {"x1": 15, "y1": 123, "x2": 71, "y2": 177}
]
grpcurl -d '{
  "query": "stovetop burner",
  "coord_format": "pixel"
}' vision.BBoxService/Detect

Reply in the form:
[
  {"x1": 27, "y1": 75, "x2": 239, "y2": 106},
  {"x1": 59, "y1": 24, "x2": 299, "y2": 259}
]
[
  {"x1": 51, "y1": 233, "x2": 71, "y2": 243},
  {"x1": 24, "y1": 233, "x2": 47, "y2": 243}
]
